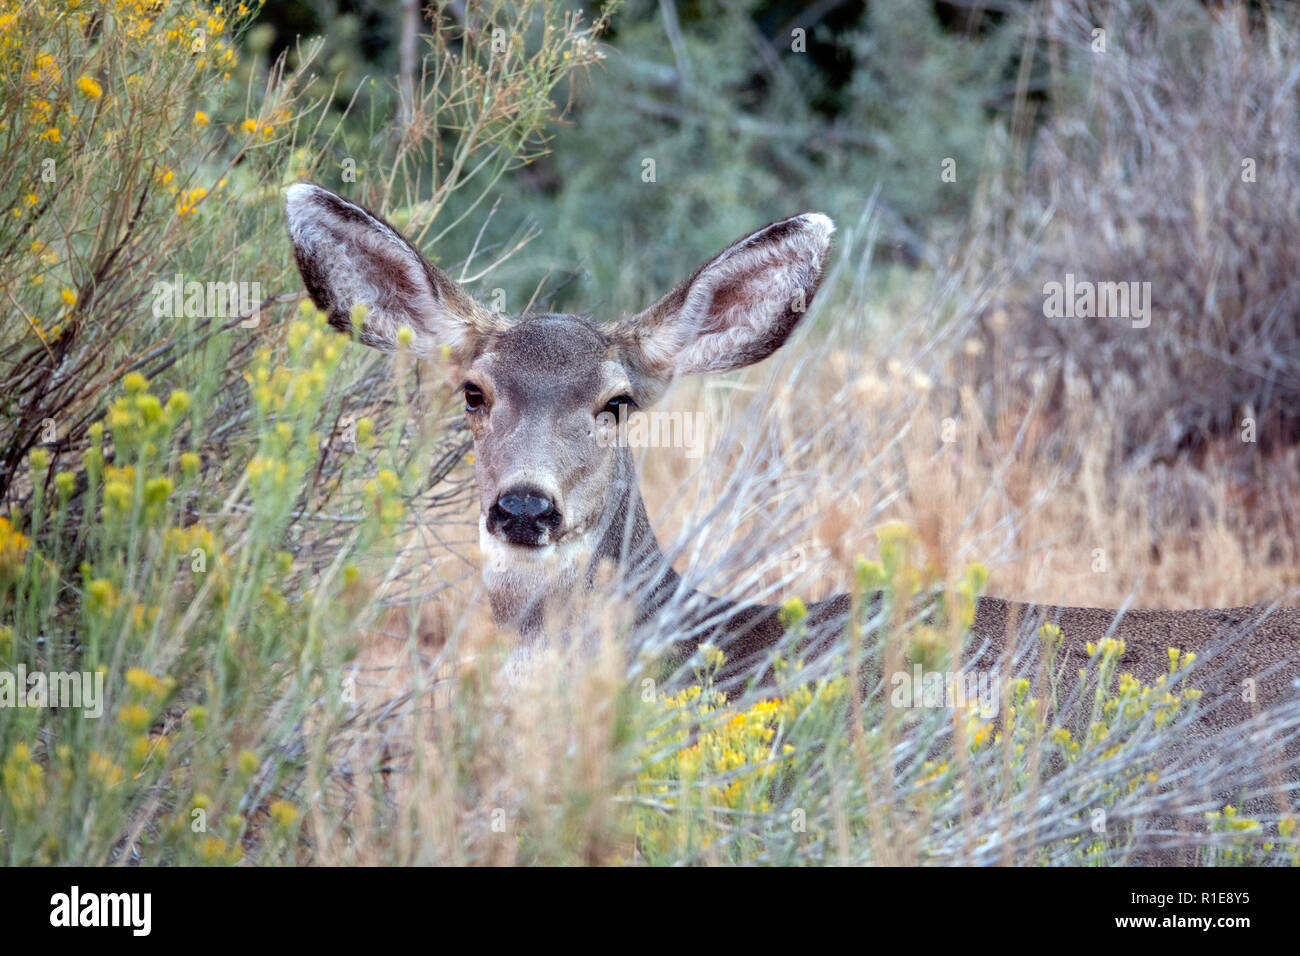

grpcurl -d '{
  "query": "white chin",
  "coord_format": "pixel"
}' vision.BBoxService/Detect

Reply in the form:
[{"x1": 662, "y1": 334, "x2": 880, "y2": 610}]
[
  {"x1": 479, "y1": 520, "x2": 596, "y2": 594},
  {"x1": 487, "y1": 538, "x2": 557, "y2": 563}
]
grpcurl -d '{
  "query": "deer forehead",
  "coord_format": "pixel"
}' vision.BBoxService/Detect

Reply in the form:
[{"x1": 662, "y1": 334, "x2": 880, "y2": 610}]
[{"x1": 468, "y1": 315, "x2": 633, "y2": 404}]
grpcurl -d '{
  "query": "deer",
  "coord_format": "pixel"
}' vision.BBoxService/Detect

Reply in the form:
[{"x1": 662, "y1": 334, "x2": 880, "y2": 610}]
[{"x1": 284, "y1": 182, "x2": 1300, "y2": 813}]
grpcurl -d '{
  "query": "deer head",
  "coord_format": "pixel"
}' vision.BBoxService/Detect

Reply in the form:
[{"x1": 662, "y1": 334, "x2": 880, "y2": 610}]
[{"x1": 285, "y1": 183, "x2": 834, "y2": 632}]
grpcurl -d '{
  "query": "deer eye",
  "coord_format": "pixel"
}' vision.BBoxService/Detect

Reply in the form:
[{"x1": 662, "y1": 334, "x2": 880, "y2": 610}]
[
  {"x1": 601, "y1": 395, "x2": 636, "y2": 419},
  {"x1": 463, "y1": 383, "x2": 486, "y2": 411}
]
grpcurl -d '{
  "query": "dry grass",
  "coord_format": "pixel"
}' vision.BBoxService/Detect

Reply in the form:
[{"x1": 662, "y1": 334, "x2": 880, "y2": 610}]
[
  {"x1": 973, "y1": 0, "x2": 1300, "y2": 460},
  {"x1": 631, "y1": 316, "x2": 1299, "y2": 620}
]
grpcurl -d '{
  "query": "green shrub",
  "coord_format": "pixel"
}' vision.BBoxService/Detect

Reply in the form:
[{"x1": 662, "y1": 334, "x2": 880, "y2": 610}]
[{"x1": 0, "y1": 0, "x2": 610, "y2": 864}]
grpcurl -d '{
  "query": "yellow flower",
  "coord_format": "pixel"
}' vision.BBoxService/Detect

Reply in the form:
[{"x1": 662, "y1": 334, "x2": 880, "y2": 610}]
[
  {"x1": 237, "y1": 750, "x2": 260, "y2": 776},
  {"x1": 88, "y1": 751, "x2": 124, "y2": 787},
  {"x1": 143, "y1": 477, "x2": 173, "y2": 507},
  {"x1": 269, "y1": 800, "x2": 299, "y2": 828},
  {"x1": 60, "y1": 287, "x2": 77, "y2": 307},
  {"x1": 193, "y1": 110, "x2": 210, "y2": 127},
  {"x1": 198, "y1": 835, "x2": 233, "y2": 863},
  {"x1": 118, "y1": 703, "x2": 152, "y2": 732},
  {"x1": 104, "y1": 464, "x2": 137, "y2": 484},
  {"x1": 778, "y1": 596, "x2": 807, "y2": 629},
  {"x1": 29, "y1": 53, "x2": 61, "y2": 84},
  {"x1": 876, "y1": 520, "x2": 917, "y2": 551},
  {"x1": 3, "y1": 742, "x2": 47, "y2": 812},
  {"x1": 76, "y1": 75, "x2": 102, "y2": 99},
  {"x1": 40, "y1": 127, "x2": 61, "y2": 143},
  {"x1": 176, "y1": 187, "x2": 207, "y2": 218},
  {"x1": 1085, "y1": 637, "x2": 1126, "y2": 660},
  {"x1": 86, "y1": 577, "x2": 119, "y2": 614},
  {"x1": 0, "y1": 516, "x2": 32, "y2": 579},
  {"x1": 165, "y1": 389, "x2": 190, "y2": 416},
  {"x1": 102, "y1": 480, "x2": 132, "y2": 513}
]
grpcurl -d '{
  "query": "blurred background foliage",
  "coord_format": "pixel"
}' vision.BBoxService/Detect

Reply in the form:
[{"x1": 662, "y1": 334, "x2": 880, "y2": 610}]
[{"x1": 248, "y1": 0, "x2": 1023, "y2": 312}]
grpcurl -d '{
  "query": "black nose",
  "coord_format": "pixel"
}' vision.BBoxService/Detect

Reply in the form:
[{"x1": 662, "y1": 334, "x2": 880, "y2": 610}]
[
  {"x1": 496, "y1": 493, "x2": 554, "y2": 519},
  {"x1": 488, "y1": 486, "x2": 561, "y2": 546}
]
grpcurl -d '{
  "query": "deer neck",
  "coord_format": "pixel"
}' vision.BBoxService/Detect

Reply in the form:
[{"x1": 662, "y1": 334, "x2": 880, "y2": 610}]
[
  {"x1": 587, "y1": 454, "x2": 852, "y2": 681},
  {"x1": 590, "y1": 460, "x2": 682, "y2": 624}
]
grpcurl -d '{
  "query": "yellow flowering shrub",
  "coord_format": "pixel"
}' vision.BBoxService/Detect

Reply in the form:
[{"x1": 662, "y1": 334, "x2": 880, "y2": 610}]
[
  {"x1": 631, "y1": 647, "x2": 849, "y2": 864},
  {"x1": 619, "y1": 522, "x2": 1300, "y2": 866},
  {"x1": 0, "y1": 0, "x2": 618, "y2": 867}
]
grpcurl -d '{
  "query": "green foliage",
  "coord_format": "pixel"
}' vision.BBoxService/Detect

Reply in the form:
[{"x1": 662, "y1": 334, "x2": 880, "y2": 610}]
[
  {"x1": 0, "y1": 303, "x2": 415, "y2": 864},
  {"x1": 0, "y1": 0, "x2": 610, "y2": 865},
  {"x1": 472, "y1": 0, "x2": 1020, "y2": 313}
]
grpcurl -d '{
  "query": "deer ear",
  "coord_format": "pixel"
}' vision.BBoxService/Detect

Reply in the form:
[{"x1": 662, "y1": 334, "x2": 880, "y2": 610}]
[
  {"x1": 615, "y1": 212, "x2": 834, "y2": 382},
  {"x1": 284, "y1": 183, "x2": 488, "y2": 356}
]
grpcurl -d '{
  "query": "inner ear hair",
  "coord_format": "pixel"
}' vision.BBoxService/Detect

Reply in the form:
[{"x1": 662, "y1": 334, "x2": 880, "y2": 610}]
[
  {"x1": 613, "y1": 212, "x2": 835, "y2": 382},
  {"x1": 284, "y1": 182, "x2": 496, "y2": 356}
]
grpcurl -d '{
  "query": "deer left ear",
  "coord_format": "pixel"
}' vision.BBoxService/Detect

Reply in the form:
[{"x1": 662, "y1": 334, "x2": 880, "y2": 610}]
[{"x1": 615, "y1": 212, "x2": 834, "y2": 383}]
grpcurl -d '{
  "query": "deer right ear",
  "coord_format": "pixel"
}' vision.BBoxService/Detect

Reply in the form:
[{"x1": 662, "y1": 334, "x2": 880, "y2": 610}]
[{"x1": 284, "y1": 183, "x2": 487, "y2": 356}]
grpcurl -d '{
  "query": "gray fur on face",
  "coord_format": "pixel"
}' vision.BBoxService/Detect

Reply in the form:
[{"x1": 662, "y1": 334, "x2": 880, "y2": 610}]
[{"x1": 286, "y1": 183, "x2": 835, "y2": 637}]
